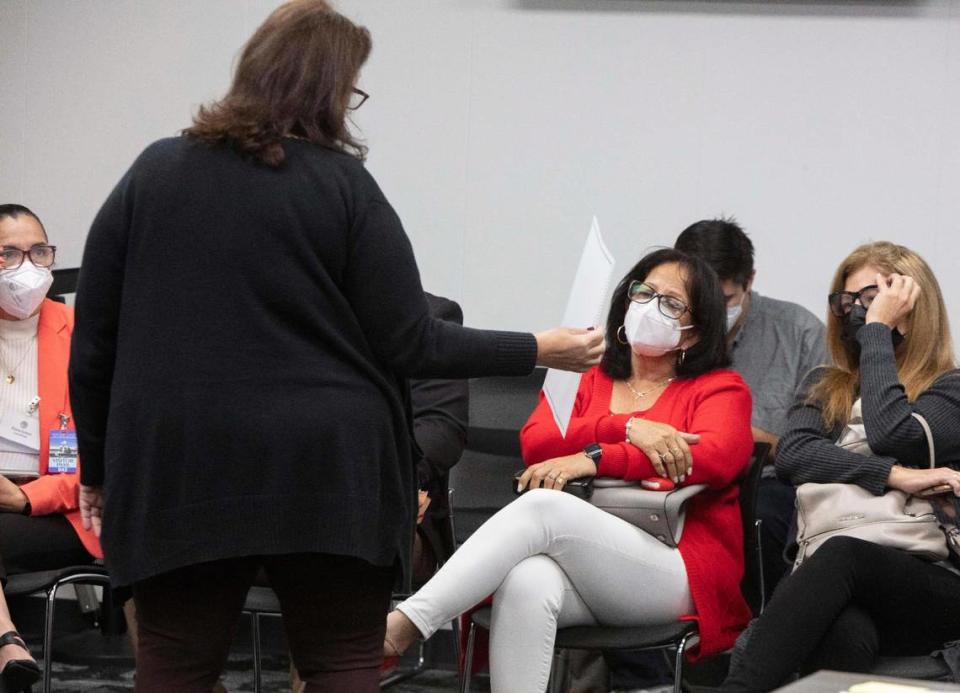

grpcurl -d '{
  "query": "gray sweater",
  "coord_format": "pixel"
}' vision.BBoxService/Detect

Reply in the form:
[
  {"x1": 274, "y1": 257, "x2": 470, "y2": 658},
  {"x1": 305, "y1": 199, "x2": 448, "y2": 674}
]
[{"x1": 776, "y1": 323, "x2": 960, "y2": 495}]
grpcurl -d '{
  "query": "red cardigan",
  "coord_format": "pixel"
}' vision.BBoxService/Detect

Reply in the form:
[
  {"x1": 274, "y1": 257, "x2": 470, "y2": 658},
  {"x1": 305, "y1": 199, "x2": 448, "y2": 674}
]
[
  {"x1": 520, "y1": 366, "x2": 753, "y2": 659},
  {"x1": 20, "y1": 300, "x2": 102, "y2": 559}
]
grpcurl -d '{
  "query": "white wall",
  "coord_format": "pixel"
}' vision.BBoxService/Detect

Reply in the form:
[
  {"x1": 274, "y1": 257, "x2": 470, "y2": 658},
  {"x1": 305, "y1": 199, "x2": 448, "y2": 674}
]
[{"x1": 2, "y1": 0, "x2": 959, "y2": 335}]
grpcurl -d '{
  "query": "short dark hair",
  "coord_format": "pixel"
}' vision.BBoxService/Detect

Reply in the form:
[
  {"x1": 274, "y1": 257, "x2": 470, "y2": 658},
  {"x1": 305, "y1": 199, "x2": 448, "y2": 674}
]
[
  {"x1": 601, "y1": 248, "x2": 730, "y2": 380},
  {"x1": 674, "y1": 217, "x2": 754, "y2": 288},
  {"x1": 0, "y1": 204, "x2": 47, "y2": 239}
]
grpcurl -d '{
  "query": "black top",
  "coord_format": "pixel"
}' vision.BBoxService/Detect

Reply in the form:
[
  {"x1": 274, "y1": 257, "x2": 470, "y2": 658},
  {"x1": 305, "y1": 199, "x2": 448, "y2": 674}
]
[
  {"x1": 69, "y1": 137, "x2": 537, "y2": 588},
  {"x1": 777, "y1": 322, "x2": 960, "y2": 494}
]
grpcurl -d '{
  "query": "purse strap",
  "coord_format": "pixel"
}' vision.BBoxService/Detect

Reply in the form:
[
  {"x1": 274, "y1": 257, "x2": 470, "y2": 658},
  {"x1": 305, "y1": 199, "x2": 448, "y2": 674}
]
[{"x1": 910, "y1": 412, "x2": 935, "y2": 469}]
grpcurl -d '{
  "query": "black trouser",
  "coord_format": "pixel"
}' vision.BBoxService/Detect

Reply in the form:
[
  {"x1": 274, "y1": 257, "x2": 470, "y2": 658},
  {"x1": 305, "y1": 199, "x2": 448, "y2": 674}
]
[
  {"x1": 131, "y1": 553, "x2": 394, "y2": 693},
  {"x1": 0, "y1": 513, "x2": 93, "y2": 584},
  {"x1": 722, "y1": 536, "x2": 960, "y2": 692}
]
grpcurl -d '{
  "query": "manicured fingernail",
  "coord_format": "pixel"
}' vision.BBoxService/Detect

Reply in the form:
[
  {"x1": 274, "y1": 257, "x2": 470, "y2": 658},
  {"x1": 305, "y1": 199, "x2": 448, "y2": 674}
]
[
  {"x1": 517, "y1": 483, "x2": 523, "y2": 493},
  {"x1": 680, "y1": 475, "x2": 686, "y2": 483},
  {"x1": 672, "y1": 476, "x2": 679, "y2": 483}
]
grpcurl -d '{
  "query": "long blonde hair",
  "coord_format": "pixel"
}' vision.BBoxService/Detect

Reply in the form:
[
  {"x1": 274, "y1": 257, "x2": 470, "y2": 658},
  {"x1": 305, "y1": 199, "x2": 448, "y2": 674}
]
[{"x1": 810, "y1": 241, "x2": 956, "y2": 429}]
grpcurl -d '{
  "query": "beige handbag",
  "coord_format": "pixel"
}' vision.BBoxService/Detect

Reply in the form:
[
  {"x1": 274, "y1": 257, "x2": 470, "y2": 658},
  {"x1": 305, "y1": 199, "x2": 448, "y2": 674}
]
[
  {"x1": 793, "y1": 411, "x2": 949, "y2": 569},
  {"x1": 589, "y1": 479, "x2": 707, "y2": 548}
]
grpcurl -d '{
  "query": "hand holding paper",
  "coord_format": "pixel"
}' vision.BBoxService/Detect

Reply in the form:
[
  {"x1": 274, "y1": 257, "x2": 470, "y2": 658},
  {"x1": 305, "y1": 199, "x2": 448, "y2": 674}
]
[{"x1": 534, "y1": 327, "x2": 604, "y2": 373}]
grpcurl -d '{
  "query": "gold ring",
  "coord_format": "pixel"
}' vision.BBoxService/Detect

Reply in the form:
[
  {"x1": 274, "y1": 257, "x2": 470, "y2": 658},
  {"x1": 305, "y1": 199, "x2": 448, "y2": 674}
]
[{"x1": 557, "y1": 476, "x2": 566, "y2": 484}]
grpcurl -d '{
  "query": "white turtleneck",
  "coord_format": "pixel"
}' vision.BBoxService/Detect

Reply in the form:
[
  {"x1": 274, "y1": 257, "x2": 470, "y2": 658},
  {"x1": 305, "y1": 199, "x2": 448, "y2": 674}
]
[{"x1": 0, "y1": 313, "x2": 40, "y2": 477}]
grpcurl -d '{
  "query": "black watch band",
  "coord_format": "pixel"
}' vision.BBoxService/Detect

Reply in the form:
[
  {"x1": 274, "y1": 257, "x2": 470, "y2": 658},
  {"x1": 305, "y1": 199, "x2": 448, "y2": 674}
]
[{"x1": 583, "y1": 443, "x2": 602, "y2": 469}]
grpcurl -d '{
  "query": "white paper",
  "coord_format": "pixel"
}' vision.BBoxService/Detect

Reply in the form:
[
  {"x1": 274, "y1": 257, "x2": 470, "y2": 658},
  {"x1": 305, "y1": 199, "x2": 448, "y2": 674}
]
[{"x1": 542, "y1": 217, "x2": 616, "y2": 437}]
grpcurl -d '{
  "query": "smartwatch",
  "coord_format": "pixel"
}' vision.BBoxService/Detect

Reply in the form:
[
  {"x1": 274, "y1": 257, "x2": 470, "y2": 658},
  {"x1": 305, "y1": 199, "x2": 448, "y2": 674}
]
[{"x1": 583, "y1": 443, "x2": 602, "y2": 469}]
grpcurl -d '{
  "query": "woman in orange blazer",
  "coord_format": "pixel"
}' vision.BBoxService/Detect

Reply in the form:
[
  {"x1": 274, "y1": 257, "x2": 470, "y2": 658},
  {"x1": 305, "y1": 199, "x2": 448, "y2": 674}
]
[{"x1": 0, "y1": 205, "x2": 102, "y2": 692}]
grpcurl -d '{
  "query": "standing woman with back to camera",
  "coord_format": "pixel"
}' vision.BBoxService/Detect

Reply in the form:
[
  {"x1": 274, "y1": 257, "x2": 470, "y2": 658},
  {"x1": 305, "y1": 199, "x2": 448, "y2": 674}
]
[{"x1": 67, "y1": 2, "x2": 602, "y2": 692}]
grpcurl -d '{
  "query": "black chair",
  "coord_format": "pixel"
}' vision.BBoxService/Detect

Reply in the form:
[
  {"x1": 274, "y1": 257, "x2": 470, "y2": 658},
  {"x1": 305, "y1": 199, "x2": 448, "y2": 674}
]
[
  {"x1": 4, "y1": 565, "x2": 112, "y2": 693},
  {"x1": 460, "y1": 442, "x2": 770, "y2": 693},
  {"x1": 47, "y1": 268, "x2": 79, "y2": 303},
  {"x1": 449, "y1": 371, "x2": 546, "y2": 546},
  {"x1": 739, "y1": 442, "x2": 771, "y2": 616}
]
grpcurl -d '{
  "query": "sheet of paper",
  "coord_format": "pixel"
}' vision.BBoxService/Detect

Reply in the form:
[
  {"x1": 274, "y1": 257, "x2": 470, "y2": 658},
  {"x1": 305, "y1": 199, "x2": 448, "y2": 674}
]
[{"x1": 542, "y1": 216, "x2": 616, "y2": 437}]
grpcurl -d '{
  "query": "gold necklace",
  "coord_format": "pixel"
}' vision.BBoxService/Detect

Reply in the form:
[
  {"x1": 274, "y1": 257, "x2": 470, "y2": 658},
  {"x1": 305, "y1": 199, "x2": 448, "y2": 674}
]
[
  {"x1": 624, "y1": 376, "x2": 674, "y2": 401},
  {"x1": 0, "y1": 334, "x2": 37, "y2": 384}
]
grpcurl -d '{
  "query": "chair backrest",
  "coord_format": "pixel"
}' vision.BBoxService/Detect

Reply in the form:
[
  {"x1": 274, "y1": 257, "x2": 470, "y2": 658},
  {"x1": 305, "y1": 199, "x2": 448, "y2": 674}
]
[
  {"x1": 449, "y1": 369, "x2": 546, "y2": 545},
  {"x1": 48, "y1": 267, "x2": 79, "y2": 304},
  {"x1": 739, "y1": 442, "x2": 771, "y2": 616}
]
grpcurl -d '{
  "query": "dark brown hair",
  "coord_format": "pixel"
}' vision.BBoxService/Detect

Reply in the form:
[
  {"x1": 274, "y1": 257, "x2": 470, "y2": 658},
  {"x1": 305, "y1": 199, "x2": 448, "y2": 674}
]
[{"x1": 183, "y1": 0, "x2": 371, "y2": 167}]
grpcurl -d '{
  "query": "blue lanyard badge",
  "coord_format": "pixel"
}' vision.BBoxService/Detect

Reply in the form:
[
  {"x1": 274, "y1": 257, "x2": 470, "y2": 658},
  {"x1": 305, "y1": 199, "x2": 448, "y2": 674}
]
[{"x1": 48, "y1": 427, "x2": 78, "y2": 474}]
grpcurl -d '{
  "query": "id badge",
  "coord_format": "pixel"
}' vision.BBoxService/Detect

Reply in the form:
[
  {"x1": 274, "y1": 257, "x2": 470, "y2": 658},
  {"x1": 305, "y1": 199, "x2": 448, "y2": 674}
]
[{"x1": 48, "y1": 430, "x2": 79, "y2": 474}]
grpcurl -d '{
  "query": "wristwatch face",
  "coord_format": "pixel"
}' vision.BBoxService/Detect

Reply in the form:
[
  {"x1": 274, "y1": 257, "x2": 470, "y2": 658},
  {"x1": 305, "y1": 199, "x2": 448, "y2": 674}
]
[{"x1": 584, "y1": 443, "x2": 602, "y2": 461}]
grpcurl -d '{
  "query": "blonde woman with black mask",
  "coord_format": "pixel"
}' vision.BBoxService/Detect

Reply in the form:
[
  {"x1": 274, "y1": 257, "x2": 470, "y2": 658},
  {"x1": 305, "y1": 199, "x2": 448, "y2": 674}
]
[{"x1": 722, "y1": 241, "x2": 960, "y2": 692}]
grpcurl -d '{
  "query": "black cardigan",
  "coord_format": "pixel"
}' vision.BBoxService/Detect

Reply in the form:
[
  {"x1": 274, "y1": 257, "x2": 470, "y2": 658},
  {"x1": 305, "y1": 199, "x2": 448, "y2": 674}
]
[
  {"x1": 69, "y1": 137, "x2": 537, "y2": 588},
  {"x1": 776, "y1": 323, "x2": 960, "y2": 494}
]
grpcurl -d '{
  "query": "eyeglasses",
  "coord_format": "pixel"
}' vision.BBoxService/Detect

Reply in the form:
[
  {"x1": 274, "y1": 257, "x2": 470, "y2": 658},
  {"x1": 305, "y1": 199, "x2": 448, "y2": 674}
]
[
  {"x1": 348, "y1": 88, "x2": 369, "y2": 111},
  {"x1": 828, "y1": 284, "x2": 879, "y2": 317},
  {"x1": 0, "y1": 244, "x2": 56, "y2": 271},
  {"x1": 627, "y1": 281, "x2": 691, "y2": 320}
]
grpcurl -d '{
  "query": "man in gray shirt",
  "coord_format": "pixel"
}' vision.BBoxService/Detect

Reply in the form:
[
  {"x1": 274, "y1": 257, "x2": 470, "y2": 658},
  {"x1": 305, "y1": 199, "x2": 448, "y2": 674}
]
[{"x1": 676, "y1": 218, "x2": 827, "y2": 601}]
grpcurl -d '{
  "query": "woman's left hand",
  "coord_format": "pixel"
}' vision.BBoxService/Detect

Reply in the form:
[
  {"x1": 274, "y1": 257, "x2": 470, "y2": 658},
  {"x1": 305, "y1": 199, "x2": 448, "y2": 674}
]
[
  {"x1": 866, "y1": 273, "x2": 920, "y2": 330},
  {"x1": 517, "y1": 453, "x2": 597, "y2": 492},
  {"x1": 79, "y1": 485, "x2": 104, "y2": 537}
]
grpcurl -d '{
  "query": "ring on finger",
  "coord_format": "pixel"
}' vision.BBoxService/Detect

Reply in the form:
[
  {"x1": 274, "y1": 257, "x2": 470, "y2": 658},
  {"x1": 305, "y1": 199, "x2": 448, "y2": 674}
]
[{"x1": 557, "y1": 475, "x2": 566, "y2": 485}]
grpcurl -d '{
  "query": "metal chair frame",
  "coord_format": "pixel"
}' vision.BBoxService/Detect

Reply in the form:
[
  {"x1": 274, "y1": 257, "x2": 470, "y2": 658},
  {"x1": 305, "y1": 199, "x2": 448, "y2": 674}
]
[{"x1": 5, "y1": 566, "x2": 112, "y2": 693}]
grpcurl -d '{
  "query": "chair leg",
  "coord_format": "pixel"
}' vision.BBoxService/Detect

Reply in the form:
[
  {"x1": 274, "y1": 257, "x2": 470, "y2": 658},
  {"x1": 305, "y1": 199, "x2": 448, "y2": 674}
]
[
  {"x1": 673, "y1": 633, "x2": 696, "y2": 693},
  {"x1": 42, "y1": 583, "x2": 59, "y2": 693},
  {"x1": 460, "y1": 622, "x2": 477, "y2": 693},
  {"x1": 251, "y1": 613, "x2": 262, "y2": 693},
  {"x1": 755, "y1": 518, "x2": 766, "y2": 614},
  {"x1": 451, "y1": 617, "x2": 462, "y2": 680}
]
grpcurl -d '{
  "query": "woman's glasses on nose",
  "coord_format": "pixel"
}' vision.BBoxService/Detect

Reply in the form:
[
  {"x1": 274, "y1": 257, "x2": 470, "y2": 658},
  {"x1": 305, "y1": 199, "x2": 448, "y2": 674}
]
[{"x1": 828, "y1": 285, "x2": 879, "y2": 317}]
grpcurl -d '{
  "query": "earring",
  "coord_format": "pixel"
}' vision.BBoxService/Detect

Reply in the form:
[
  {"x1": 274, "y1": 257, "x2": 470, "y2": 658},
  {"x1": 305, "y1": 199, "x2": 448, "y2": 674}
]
[
  {"x1": 677, "y1": 349, "x2": 686, "y2": 367},
  {"x1": 616, "y1": 325, "x2": 628, "y2": 345}
]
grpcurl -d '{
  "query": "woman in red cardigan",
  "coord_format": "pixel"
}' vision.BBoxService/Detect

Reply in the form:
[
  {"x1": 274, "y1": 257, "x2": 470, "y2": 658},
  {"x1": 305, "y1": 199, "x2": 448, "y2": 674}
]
[
  {"x1": 385, "y1": 248, "x2": 753, "y2": 692},
  {"x1": 0, "y1": 205, "x2": 102, "y2": 692}
]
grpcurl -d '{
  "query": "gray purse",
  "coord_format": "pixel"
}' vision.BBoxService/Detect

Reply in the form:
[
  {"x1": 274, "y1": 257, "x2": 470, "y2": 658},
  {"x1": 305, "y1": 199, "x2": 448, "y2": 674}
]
[
  {"x1": 793, "y1": 412, "x2": 949, "y2": 569},
  {"x1": 589, "y1": 478, "x2": 707, "y2": 548}
]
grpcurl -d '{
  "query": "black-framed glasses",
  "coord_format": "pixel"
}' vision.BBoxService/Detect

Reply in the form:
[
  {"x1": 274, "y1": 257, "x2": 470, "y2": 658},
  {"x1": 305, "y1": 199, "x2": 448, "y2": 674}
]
[
  {"x1": 627, "y1": 281, "x2": 691, "y2": 320},
  {"x1": 828, "y1": 284, "x2": 879, "y2": 317},
  {"x1": 348, "y1": 87, "x2": 369, "y2": 111},
  {"x1": 0, "y1": 244, "x2": 56, "y2": 271}
]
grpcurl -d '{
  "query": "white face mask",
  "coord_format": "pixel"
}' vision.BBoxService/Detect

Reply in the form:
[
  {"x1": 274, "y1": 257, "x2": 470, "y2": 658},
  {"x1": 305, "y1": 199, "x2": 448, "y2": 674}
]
[
  {"x1": 623, "y1": 300, "x2": 693, "y2": 357},
  {"x1": 726, "y1": 302, "x2": 743, "y2": 332},
  {"x1": 0, "y1": 263, "x2": 53, "y2": 319}
]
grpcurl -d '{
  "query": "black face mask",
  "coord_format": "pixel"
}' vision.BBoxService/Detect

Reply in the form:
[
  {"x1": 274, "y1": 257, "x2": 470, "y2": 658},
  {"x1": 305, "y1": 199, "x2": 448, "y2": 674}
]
[{"x1": 841, "y1": 304, "x2": 905, "y2": 349}]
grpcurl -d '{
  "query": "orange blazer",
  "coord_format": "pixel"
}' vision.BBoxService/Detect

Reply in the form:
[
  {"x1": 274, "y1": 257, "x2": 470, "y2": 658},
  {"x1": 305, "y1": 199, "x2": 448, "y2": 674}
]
[{"x1": 20, "y1": 299, "x2": 102, "y2": 559}]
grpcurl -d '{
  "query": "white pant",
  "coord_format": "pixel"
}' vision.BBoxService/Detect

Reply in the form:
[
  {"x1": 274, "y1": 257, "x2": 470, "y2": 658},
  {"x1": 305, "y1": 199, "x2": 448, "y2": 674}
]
[{"x1": 398, "y1": 489, "x2": 694, "y2": 693}]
